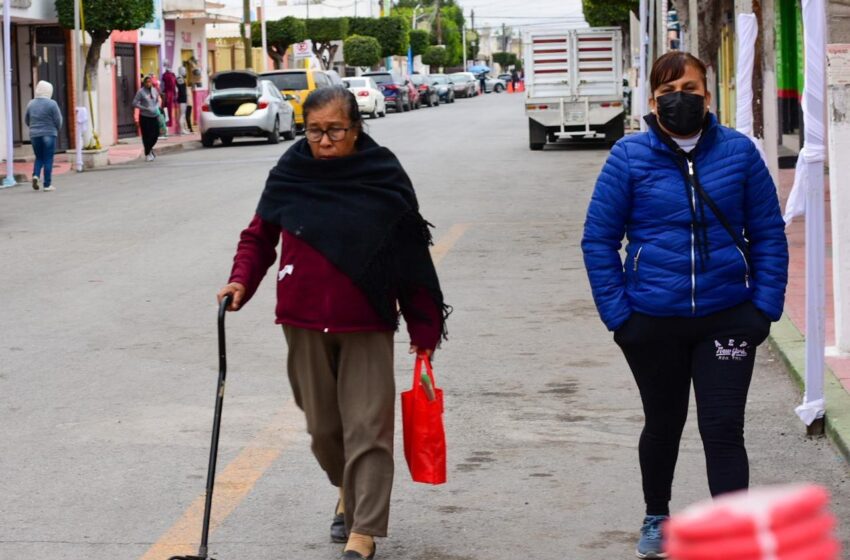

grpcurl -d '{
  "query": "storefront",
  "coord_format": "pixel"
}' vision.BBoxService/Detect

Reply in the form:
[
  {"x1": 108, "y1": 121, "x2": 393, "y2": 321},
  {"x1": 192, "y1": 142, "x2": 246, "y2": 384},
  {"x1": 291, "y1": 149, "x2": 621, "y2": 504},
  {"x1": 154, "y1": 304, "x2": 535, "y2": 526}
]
[
  {"x1": 0, "y1": 0, "x2": 72, "y2": 156},
  {"x1": 162, "y1": 0, "x2": 240, "y2": 124}
]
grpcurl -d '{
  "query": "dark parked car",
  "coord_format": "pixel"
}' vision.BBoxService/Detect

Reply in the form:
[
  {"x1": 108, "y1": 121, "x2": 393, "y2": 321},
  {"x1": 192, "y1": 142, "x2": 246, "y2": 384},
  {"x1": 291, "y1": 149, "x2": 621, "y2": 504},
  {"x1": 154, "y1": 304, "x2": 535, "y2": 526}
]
[
  {"x1": 410, "y1": 74, "x2": 439, "y2": 107},
  {"x1": 428, "y1": 74, "x2": 456, "y2": 103},
  {"x1": 363, "y1": 71, "x2": 411, "y2": 112}
]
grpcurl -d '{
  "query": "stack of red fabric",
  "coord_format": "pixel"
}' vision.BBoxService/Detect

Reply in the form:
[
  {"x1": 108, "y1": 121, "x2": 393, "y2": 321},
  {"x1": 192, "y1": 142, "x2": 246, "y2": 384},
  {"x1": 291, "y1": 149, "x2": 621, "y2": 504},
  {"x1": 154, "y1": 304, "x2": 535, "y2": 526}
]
[{"x1": 665, "y1": 484, "x2": 841, "y2": 560}]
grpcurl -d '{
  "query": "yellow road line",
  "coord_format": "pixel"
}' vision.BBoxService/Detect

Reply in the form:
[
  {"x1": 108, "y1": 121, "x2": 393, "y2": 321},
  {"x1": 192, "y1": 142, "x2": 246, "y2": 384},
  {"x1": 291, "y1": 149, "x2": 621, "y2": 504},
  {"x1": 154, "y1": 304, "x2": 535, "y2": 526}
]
[
  {"x1": 431, "y1": 223, "x2": 469, "y2": 265},
  {"x1": 139, "y1": 403, "x2": 302, "y2": 560},
  {"x1": 140, "y1": 225, "x2": 467, "y2": 559}
]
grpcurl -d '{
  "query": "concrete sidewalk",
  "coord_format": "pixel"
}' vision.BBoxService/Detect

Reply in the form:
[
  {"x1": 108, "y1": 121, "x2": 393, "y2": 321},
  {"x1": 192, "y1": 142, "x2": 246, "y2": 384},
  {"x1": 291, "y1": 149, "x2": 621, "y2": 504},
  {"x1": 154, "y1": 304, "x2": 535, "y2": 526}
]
[
  {"x1": 772, "y1": 167, "x2": 850, "y2": 461},
  {"x1": 4, "y1": 132, "x2": 201, "y2": 186}
]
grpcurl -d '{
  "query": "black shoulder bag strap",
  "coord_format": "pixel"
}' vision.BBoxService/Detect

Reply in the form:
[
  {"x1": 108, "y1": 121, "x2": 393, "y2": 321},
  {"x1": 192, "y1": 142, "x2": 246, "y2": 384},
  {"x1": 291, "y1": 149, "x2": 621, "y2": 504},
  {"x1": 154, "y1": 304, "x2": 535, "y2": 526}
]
[
  {"x1": 685, "y1": 153, "x2": 751, "y2": 265},
  {"x1": 644, "y1": 114, "x2": 751, "y2": 266}
]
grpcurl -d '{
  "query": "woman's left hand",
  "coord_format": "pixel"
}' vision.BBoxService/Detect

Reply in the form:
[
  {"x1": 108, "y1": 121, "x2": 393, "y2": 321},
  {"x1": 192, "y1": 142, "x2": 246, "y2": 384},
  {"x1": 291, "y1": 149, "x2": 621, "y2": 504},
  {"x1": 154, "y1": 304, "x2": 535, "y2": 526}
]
[{"x1": 409, "y1": 345, "x2": 433, "y2": 358}]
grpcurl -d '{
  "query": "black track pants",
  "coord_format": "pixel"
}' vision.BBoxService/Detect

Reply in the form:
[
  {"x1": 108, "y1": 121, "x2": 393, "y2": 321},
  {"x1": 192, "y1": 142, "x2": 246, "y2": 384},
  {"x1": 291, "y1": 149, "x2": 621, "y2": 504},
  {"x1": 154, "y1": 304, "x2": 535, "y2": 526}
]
[{"x1": 614, "y1": 301, "x2": 771, "y2": 516}]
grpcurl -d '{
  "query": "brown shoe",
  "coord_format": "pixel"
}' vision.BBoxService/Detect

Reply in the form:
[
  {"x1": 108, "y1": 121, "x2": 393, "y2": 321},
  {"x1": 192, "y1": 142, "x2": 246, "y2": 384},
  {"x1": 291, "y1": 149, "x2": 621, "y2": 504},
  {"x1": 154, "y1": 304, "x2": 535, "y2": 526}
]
[{"x1": 341, "y1": 544, "x2": 376, "y2": 560}]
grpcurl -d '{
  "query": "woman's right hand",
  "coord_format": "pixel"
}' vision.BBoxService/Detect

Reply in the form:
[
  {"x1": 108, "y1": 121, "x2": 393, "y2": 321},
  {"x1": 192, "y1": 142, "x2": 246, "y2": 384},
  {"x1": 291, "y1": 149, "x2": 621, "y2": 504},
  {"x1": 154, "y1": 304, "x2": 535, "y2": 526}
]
[{"x1": 217, "y1": 282, "x2": 246, "y2": 311}]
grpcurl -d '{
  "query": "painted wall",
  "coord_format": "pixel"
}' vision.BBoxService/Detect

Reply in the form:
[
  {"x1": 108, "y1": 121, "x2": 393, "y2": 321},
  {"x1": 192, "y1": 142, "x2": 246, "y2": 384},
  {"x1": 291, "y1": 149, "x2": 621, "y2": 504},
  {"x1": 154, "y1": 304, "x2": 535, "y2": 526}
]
[{"x1": 6, "y1": 0, "x2": 58, "y2": 23}]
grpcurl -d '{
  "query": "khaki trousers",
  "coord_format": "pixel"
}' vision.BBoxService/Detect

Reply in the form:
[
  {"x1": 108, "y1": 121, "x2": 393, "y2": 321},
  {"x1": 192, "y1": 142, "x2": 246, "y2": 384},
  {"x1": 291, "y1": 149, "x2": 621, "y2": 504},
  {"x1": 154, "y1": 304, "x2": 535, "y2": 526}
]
[{"x1": 282, "y1": 325, "x2": 396, "y2": 537}]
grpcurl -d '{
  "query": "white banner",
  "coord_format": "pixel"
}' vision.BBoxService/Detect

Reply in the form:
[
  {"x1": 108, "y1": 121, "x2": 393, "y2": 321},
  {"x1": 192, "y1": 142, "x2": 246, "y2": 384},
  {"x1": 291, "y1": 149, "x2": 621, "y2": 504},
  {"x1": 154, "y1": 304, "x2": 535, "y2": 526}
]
[
  {"x1": 734, "y1": 13, "x2": 767, "y2": 163},
  {"x1": 786, "y1": 0, "x2": 828, "y2": 427}
]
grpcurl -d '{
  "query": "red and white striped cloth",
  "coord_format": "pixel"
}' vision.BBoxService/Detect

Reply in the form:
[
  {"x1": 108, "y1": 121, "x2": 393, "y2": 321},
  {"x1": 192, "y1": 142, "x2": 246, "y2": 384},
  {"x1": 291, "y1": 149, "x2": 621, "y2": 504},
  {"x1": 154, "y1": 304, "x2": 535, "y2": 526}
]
[{"x1": 665, "y1": 484, "x2": 840, "y2": 560}]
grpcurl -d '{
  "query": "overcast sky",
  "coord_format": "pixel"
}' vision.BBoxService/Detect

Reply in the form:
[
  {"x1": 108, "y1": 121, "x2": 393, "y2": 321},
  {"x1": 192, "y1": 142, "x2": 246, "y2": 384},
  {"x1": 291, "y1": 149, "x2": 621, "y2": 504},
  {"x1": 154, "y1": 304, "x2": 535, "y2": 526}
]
[
  {"x1": 221, "y1": 0, "x2": 587, "y2": 32},
  {"x1": 455, "y1": 0, "x2": 587, "y2": 31}
]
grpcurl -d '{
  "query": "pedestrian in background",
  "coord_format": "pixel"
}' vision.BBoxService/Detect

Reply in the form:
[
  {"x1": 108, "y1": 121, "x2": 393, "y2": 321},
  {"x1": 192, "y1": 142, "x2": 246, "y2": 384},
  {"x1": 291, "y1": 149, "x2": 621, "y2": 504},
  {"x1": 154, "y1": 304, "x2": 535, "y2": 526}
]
[
  {"x1": 177, "y1": 66, "x2": 192, "y2": 134},
  {"x1": 161, "y1": 64, "x2": 178, "y2": 136},
  {"x1": 582, "y1": 51, "x2": 788, "y2": 559},
  {"x1": 217, "y1": 86, "x2": 449, "y2": 560},
  {"x1": 478, "y1": 72, "x2": 487, "y2": 94},
  {"x1": 510, "y1": 68, "x2": 519, "y2": 92},
  {"x1": 25, "y1": 80, "x2": 63, "y2": 192},
  {"x1": 133, "y1": 75, "x2": 161, "y2": 162}
]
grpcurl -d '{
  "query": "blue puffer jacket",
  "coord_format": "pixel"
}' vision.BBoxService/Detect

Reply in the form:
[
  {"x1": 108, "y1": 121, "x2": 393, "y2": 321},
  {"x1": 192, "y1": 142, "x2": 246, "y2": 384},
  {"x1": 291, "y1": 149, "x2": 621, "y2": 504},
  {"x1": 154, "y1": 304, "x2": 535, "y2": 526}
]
[{"x1": 582, "y1": 114, "x2": 789, "y2": 331}]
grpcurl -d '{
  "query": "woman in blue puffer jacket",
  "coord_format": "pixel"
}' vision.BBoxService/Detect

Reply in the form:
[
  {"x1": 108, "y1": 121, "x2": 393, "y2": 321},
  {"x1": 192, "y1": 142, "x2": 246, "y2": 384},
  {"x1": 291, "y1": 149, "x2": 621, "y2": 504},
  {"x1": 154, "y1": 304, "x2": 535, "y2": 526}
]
[{"x1": 582, "y1": 52, "x2": 788, "y2": 559}]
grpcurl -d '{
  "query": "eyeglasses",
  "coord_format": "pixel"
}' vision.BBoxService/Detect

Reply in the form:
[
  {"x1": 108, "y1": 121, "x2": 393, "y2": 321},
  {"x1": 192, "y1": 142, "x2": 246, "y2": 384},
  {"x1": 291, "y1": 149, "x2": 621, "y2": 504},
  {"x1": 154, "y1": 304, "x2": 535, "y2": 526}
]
[{"x1": 305, "y1": 126, "x2": 351, "y2": 143}]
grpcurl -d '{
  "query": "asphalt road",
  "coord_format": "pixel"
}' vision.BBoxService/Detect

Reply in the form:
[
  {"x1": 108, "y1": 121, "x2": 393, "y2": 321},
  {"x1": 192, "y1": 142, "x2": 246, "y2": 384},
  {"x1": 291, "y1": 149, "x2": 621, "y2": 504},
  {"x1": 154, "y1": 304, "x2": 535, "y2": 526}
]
[{"x1": 1, "y1": 92, "x2": 848, "y2": 560}]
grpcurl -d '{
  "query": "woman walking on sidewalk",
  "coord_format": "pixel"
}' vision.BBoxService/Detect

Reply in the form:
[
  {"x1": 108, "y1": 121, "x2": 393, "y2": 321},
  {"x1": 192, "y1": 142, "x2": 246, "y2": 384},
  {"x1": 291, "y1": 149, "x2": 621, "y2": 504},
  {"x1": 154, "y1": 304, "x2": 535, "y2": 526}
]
[
  {"x1": 25, "y1": 80, "x2": 62, "y2": 192},
  {"x1": 217, "y1": 86, "x2": 449, "y2": 560},
  {"x1": 133, "y1": 75, "x2": 161, "y2": 161},
  {"x1": 582, "y1": 51, "x2": 788, "y2": 559}
]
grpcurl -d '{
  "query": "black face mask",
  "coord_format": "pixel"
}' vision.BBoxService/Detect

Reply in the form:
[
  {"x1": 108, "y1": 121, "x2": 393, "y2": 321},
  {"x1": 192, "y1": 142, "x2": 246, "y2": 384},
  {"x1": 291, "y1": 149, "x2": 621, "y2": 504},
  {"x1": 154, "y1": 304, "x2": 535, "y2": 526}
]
[{"x1": 655, "y1": 91, "x2": 706, "y2": 136}]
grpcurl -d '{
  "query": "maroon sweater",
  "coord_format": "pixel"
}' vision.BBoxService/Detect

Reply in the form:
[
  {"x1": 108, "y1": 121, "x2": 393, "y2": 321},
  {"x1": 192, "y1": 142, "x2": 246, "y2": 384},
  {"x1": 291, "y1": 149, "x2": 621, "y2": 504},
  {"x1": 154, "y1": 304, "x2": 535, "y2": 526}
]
[{"x1": 229, "y1": 214, "x2": 442, "y2": 350}]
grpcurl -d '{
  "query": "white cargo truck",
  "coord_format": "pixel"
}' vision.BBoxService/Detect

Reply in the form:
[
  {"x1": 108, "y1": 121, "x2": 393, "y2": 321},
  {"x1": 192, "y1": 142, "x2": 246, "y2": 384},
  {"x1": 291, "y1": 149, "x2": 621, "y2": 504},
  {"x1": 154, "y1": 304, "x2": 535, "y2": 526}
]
[{"x1": 523, "y1": 27, "x2": 625, "y2": 150}]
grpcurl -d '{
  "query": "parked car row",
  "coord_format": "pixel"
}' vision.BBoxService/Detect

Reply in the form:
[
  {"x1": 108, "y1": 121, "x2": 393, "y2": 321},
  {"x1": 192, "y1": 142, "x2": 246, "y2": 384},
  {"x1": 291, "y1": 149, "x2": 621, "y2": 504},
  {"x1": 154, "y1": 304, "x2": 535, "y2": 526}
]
[{"x1": 200, "y1": 68, "x2": 503, "y2": 147}]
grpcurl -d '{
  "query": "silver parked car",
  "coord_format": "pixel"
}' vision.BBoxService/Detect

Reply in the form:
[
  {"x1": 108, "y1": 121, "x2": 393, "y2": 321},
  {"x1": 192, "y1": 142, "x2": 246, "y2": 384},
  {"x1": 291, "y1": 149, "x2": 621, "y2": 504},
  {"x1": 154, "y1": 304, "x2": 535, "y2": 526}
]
[
  {"x1": 448, "y1": 72, "x2": 478, "y2": 98},
  {"x1": 478, "y1": 73, "x2": 507, "y2": 93},
  {"x1": 200, "y1": 71, "x2": 296, "y2": 147}
]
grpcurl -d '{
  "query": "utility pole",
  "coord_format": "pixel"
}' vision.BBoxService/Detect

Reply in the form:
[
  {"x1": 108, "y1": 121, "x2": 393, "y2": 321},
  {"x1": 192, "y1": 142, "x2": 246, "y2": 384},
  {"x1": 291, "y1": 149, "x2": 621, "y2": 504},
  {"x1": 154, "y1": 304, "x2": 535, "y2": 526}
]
[
  {"x1": 260, "y1": 0, "x2": 268, "y2": 72},
  {"x1": 242, "y1": 0, "x2": 253, "y2": 68},
  {"x1": 502, "y1": 23, "x2": 507, "y2": 52},
  {"x1": 462, "y1": 17, "x2": 466, "y2": 69},
  {"x1": 435, "y1": 0, "x2": 442, "y2": 43}
]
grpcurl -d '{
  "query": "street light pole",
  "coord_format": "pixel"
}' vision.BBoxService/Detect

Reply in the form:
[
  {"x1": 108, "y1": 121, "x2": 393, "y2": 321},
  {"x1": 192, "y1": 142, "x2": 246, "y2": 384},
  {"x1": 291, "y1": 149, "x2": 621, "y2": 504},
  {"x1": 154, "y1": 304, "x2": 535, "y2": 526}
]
[{"x1": 2, "y1": 0, "x2": 16, "y2": 187}]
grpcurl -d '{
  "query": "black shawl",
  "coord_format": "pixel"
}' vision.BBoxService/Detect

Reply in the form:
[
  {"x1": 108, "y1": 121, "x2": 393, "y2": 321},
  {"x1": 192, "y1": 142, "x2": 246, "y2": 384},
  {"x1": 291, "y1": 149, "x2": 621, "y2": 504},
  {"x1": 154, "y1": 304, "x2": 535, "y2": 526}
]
[{"x1": 256, "y1": 134, "x2": 450, "y2": 342}]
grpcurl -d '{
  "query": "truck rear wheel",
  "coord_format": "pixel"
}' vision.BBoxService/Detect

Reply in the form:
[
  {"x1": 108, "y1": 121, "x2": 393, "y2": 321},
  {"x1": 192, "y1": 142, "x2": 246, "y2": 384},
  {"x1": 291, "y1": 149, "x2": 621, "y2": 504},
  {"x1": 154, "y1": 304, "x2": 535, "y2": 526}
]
[
  {"x1": 605, "y1": 114, "x2": 626, "y2": 147},
  {"x1": 529, "y1": 118, "x2": 547, "y2": 151}
]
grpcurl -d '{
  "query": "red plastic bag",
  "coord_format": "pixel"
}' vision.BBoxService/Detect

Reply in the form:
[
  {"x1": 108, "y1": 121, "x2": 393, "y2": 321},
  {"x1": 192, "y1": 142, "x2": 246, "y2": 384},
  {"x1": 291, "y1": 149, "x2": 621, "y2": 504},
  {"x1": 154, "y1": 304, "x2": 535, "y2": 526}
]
[{"x1": 401, "y1": 355, "x2": 446, "y2": 485}]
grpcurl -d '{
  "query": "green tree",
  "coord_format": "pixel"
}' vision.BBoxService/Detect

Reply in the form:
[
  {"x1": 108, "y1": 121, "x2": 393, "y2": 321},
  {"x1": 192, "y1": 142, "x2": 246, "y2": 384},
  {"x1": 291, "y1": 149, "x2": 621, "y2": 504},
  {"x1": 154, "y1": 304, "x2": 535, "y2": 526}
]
[
  {"x1": 409, "y1": 29, "x2": 431, "y2": 57},
  {"x1": 349, "y1": 16, "x2": 409, "y2": 58},
  {"x1": 252, "y1": 16, "x2": 307, "y2": 70},
  {"x1": 492, "y1": 52, "x2": 518, "y2": 67},
  {"x1": 305, "y1": 17, "x2": 349, "y2": 70},
  {"x1": 421, "y1": 45, "x2": 448, "y2": 69},
  {"x1": 581, "y1": 0, "x2": 638, "y2": 27},
  {"x1": 343, "y1": 35, "x2": 381, "y2": 69},
  {"x1": 56, "y1": 0, "x2": 153, "y2": 90},
  {"x1": 440, "y1": 19, "x2": 462, "y2": 67}
]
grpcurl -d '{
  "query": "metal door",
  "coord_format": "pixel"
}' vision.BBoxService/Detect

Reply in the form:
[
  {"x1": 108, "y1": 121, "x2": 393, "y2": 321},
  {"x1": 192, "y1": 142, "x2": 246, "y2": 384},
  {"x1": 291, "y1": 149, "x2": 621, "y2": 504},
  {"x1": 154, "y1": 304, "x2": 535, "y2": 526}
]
[
  {"x1": 35, "y1": 27, "x2": 71, "y2": 150},
  {"x1": 114, "y1": 43, "x2": 139, "y2": 139}
]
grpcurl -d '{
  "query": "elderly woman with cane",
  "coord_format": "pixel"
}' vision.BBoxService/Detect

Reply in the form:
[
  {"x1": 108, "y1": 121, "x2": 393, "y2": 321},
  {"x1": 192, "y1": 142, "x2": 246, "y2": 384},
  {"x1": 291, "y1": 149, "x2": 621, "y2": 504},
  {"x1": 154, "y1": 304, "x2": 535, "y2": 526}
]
[
  {"x1": 582, "y1": 51, "x2": 788, "y2": 558},
  {"x1": 217, "y1": 86, "x2": 449, "y2": 560}
]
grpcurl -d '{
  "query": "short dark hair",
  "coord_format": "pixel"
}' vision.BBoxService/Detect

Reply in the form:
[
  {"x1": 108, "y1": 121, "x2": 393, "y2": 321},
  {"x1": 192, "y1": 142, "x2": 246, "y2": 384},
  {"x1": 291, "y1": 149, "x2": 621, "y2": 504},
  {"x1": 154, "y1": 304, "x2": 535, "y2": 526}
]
[
  {"x1": 302, "y1": 86, "x2": 363, "y2": 132},
  {"x1": 649, "y1": 51, "x2": 708, "y2": 94}
]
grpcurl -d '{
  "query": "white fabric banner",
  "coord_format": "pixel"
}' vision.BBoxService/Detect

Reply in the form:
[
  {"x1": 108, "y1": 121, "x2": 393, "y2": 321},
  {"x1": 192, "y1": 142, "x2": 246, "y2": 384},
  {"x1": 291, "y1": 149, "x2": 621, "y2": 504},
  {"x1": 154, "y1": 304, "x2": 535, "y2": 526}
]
[
  {"x1": 734, "y1": 13, "x2": 768, "y2": 163},
  {"x1": 789, "y1": 0, "x2": 828, "y2": 427},
  {"x1": 784, "y1": 0, "x2": 828, "y2": 226}
]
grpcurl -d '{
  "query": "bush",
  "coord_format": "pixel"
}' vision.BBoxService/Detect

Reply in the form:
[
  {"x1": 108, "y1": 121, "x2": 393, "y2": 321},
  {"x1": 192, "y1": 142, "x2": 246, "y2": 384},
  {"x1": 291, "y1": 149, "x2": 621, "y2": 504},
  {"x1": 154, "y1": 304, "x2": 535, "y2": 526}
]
[
  {"x1": 349, "y1": 16, "x2": 409, "y2": 58},
  {"x1": 344, "y1": 35, "x2": 382, "y2": 68},
  {"x1": 421, "y1": 45, "x2": 448, "y2": 68},
  {"x1": 409, "y1": 29, "x2": 431, "y2": 56}
]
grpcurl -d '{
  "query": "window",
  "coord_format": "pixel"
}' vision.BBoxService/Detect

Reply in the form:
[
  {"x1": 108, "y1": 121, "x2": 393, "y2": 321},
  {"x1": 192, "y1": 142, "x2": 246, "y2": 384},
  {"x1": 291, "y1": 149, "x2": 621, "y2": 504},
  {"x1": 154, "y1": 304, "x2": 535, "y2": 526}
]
[{"x1": 264, "y1": 72, "x2": 308, "y2": 91}]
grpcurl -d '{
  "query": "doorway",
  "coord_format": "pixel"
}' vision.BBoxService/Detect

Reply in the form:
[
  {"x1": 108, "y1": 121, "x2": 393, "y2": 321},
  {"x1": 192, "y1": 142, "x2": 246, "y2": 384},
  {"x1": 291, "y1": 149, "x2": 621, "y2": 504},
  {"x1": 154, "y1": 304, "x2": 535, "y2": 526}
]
[
  {"x1": 114, "y1": 43, "x2": 139, "y2": 139},
  {"x1": 34, "y1": 27, "x2": 72, "y2": 151},
  {"x1": 140, "y1": 45, "x2": 160, "y2": 79}
]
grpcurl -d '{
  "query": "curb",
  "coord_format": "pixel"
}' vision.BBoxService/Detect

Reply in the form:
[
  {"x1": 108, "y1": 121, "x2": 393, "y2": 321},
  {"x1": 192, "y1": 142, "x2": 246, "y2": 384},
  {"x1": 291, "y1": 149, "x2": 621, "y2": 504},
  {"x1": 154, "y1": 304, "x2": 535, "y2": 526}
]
[{"x1": 768, "y1": 314, "x2": 850, "y2": 462}]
